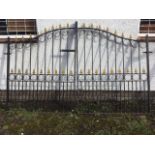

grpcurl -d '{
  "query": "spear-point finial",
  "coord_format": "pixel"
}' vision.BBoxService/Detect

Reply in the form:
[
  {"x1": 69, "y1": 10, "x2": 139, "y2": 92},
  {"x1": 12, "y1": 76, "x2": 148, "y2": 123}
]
[
  {"x1": 82, "y1": 23, "x2": 85, "y2": 28},
  {"x1": 29, "y1": 34, "x2": 32, "y2": 39},
  {"x1": 106, "y1": 27, "x2": 109, "y2": 32},
  {"x1": 88, "y1": 69, "x2": 91, "y2": 74},
  {"x1": 118, "y1": 68, "x2": 122, "y2": 74},
  {"x1": 59, "y1": 24, "x2": 61, "y2": 29},
  {"x1": 18, "y1": 69, "x2": 21, "y2": 74},
  {"x1": 80, "y1": 69, "x2": 83, "y2": 74},
  {"x1": 47, "y1": 69, "x2": 50, "y2": 74},
  {"x1": 25, "y1": 69, "x2": 28, "y2": 74},
  {"x1": 67, "y1": 23, "x2": 69, "y2": 28},
  {"x1": 55, "y1": 69, "x2": 57, "y2": 75},
  {"x1": 22, "y1": 35, "x2": 24, "y2": 41},
  {"x1": 15, "y1": 35, "x2": 17, "y2": 42},
  {"x1": 126, "y1": 68, "x2": 130, "y2": 73},
  {"x1": 134, "y1": 68, "x2": 138, "y2": 74},
  {"x1": 102, "y1": 69, "x2": 106, "y2": 74},
  {"x1": 110, "y1": 68, "x2": 114, "y2": 74},
  {"x1": 142, "y1": 68, "x2": 146, "y2": 74},
  {"x1": 39, "y1": 30, "x2": 42, "y2": 35},
  {"x1": 69, "y1": 70, "x2": 73, "y2": 75},
  {"x1": 40, "y1": 69, "x2": 43, "y2": 74},
  {"x1": 44, "y1": 28, "x2": 47, "y2": 33},
  {"x1": 62, "y1": 69, "x2": 65, "y2": 75},
  {"x1": 32, "y1": 69, "x2": 35, "y2": 74},
  {"x1": 95, "y1": 69, "x2": 98, "y2": 74},
  {"x1": 11, "y1": 69, "x2": 13, "y2": 73},
  {"x1": 114, "y1": 30, "x2": 117, "y2": 35}
]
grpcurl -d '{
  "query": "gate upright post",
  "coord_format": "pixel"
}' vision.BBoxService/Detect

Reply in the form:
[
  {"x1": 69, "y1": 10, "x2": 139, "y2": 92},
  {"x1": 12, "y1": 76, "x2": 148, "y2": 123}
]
[
  {"x1": 6, "y1": 37, "x2": 10, "y2": 108},
  {"x1": 74, "y1": 21, "x2": 78, "y2": 90},
  {"x1": 145, "y1": 35, "x2": 151, "y2": 113}
]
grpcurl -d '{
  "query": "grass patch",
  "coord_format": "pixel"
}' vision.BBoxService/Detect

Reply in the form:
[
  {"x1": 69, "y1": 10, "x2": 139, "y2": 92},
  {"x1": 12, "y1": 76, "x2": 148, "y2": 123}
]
[{"x1": 0, "y1": 108, "x2": 155, "y2": 134}]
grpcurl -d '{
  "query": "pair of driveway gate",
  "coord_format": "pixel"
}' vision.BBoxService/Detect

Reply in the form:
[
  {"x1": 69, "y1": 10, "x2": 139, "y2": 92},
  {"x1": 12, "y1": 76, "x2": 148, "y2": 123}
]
[{"x1": 3, "y1": 22, "x2": 152, "y2": 113}]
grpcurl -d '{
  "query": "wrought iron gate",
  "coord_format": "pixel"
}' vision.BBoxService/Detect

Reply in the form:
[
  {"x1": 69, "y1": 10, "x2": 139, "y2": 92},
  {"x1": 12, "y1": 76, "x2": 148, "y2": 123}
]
[{"x1": 3, "y1": 22, "x2": 151, "y2": 113}]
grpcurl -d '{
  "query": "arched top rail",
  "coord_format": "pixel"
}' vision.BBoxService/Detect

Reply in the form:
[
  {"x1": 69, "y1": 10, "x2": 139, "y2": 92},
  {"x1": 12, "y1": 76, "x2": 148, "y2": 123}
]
[{"x1": 37, "y1": 26, "x2": 143, "y2": 43}]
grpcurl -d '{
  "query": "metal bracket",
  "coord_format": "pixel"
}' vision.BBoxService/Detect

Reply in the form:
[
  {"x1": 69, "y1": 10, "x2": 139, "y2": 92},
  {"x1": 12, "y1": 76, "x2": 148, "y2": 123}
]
[{"x1": 61, "y1": 49, "x2": 75, "y2": 52}]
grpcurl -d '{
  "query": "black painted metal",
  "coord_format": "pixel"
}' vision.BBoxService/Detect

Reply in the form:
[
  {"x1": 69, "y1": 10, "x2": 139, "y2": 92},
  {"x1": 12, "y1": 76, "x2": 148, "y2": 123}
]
[{"x1": 2, "y1": 22, "x2": 152, "y2": 113}]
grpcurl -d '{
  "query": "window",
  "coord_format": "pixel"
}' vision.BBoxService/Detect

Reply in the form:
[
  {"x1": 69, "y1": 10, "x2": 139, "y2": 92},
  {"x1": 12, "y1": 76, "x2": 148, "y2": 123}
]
[
  {"x1": 140, "y1": 19, "x2": 155, "y2": 34},
  {"x1": 139, "y1": 19, "x2": 155, "y2": 41},
  {"x1": 0, "y1": 19, "x2": 37, "y2": 35}
]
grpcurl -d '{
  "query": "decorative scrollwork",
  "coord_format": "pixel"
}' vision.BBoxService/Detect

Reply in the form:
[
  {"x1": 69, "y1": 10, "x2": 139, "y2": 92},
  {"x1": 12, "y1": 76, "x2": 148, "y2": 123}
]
[
  {"x1": 39, "y1": 75, "x2": 45, "y2": 81},
  {"x1": 23, "y1": 75, "x2": 29, "y2": 81}
]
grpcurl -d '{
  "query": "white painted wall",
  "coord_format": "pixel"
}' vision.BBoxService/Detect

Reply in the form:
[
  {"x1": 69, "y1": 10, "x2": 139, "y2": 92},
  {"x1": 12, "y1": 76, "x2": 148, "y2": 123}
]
[
  {"x1": 37, "y1": 19, "x2": 140, "y2": 38},
  {"x1": 0, "y1": 19, "x2": 155, "y2": 91}
]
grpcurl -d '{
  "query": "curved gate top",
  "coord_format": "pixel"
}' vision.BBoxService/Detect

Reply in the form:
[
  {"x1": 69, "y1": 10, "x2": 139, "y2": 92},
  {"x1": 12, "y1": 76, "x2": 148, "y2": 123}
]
[{"x1": 5, "y1": 22, "x2": 151, "y2": 113}]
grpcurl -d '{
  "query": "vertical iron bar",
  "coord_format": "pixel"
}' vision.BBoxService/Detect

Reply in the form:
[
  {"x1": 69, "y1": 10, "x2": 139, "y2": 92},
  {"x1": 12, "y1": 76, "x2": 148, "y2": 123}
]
[
  {"x1": 129, "y1": 39, "x2": 133, "y2": 112},
  {"x1": 21, "y1": 40, "x2": 25, "y2": 104},
  {"x1": 6, "y1": 37, "x2": 10, "y2": 107},
  {"x1": 67, "y1": 30, "x2": 69, "y2": 102},
  {"x1": 138, "y1": 41, "x2": 142, "y2": 91},
  {"x1": 145, "y1": 35, "x2": 151, "y2": 113},
  {"x1": 59, "y1": 29, "x2": 62, "y2": 104},
  {"x1": 106, "y1": 31, "x2": 110, "y2": 108},
  {"x1": 74, "y1": 22, "x2": 78, "y2": 100},
  {"x1": 44, "y1": 32, "x2": 47, "y2": 101},
  {"x1": 51, "y1": 31, "x2": 54, "y2": 95},
  {"x1": 14, "y1": 42, "x2": 17, "y2": 102},
  {"x1": 83, "y1": 29, "x2": 86, "y2": 101},
  {"x1": 91, "y1": 30, "x2": 94, "y2": 102},
  {"x1": 121, "y1": 37, "x2": 125, "y2": 112},
  {"x1": 29, "y1": 38, "x2": 32, "y2": 102},
  {"x1": 114, "y1": 34, "x2": 118, "y2": 111},
  {"x1": 99, "y1": 30, "x2": 101, "y2": 104},
  {"x1": 36, "y1": 38, "x2": 39, "y2": 104}
]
